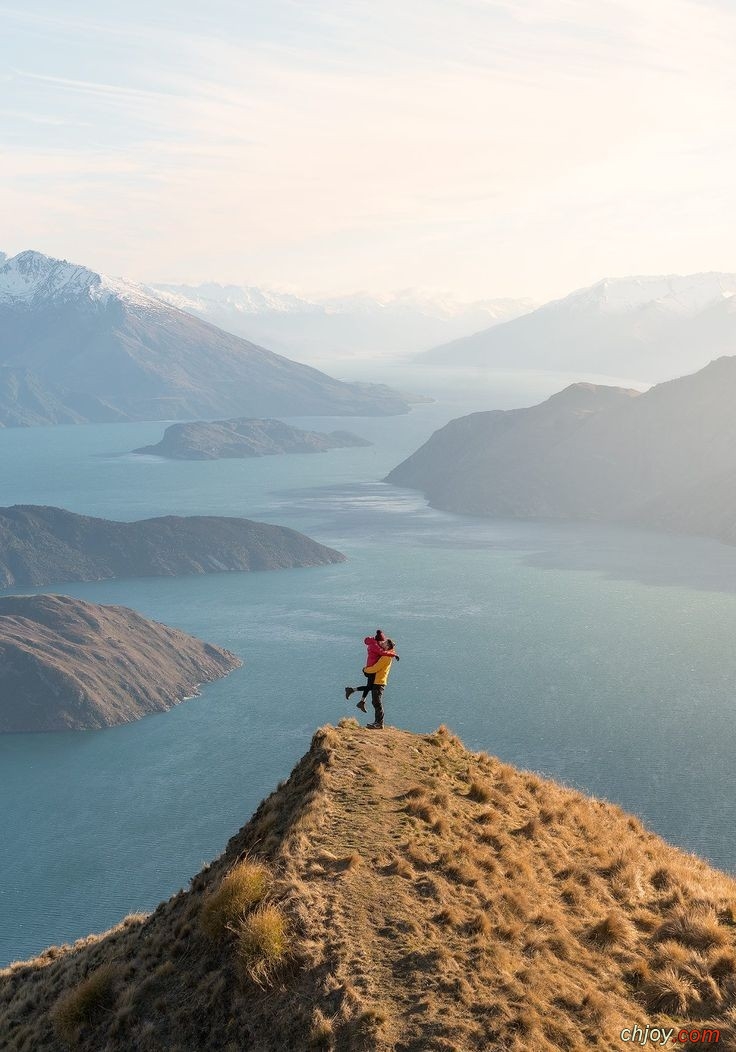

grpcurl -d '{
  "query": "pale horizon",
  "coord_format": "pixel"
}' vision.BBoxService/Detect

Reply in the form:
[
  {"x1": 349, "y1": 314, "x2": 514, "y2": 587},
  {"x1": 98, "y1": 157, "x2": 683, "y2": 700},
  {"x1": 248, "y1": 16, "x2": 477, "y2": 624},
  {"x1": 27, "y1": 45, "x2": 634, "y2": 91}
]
[{"x1": 3, "y1": 0, "x2": 736, "y2": 301}]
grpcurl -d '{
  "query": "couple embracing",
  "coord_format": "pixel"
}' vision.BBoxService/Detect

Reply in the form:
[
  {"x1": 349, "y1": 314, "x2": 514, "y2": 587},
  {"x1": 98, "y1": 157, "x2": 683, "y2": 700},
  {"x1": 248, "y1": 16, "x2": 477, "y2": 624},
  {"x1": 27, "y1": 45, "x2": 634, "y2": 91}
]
[{"x1": 345, "y1": 629, "x2": 399, "y2": 730}]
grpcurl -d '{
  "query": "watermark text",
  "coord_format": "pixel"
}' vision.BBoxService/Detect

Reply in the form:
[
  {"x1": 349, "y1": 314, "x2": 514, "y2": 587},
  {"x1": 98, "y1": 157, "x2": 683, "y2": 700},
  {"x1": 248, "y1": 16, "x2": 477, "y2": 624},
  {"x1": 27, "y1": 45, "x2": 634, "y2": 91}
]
[{"x1": 620, "y1": 1026, "x2": 720, "y2": 1045}]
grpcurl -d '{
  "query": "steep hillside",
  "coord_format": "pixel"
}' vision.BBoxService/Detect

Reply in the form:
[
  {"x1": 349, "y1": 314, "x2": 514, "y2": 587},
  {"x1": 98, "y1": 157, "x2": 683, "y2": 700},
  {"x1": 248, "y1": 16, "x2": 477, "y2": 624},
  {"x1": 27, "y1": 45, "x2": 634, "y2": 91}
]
[
  {"x1": 0, "y1": 505, "x2": 345, "y2": 588},
  {"x1": 4, "y1": 723, "x2": 736, "y2": 1048},
  {"x1": 387, "y1": 356, "x2": 736, "y2": 544},
  {"x1": 387, "y1": 382, "x2": 642, "y2": 518},
  {"x1": 420, "y1": 273, "x2": 736, "y2": 381},
  {"x1": 0, "y1": 251, "x2": 409, "y2": 426},
  {"x1": 0, "y1": 594, "x2": 240, "y2": 732},
  {"x1": 134, "y1": 418, "x2": 371, "y2": 460}
]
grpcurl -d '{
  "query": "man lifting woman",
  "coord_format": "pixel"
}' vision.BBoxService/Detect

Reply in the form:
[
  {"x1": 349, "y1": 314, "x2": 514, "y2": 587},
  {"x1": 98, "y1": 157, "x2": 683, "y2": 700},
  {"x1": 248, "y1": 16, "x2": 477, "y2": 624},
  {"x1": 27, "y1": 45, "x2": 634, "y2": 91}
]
[{"x1": 345, "y1": 629, "x2": 399, "y2": 730}]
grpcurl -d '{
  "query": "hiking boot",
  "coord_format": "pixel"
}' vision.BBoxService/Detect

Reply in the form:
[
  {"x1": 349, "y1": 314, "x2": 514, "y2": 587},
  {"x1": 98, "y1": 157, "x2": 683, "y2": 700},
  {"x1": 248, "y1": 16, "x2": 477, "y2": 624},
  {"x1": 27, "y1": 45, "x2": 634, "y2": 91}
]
[
  {"x1": 366, "y1": 722, "x2": 384, "y2": 730},
  {"x1": 356, "y1": 699, "x2": 367, "y2": 713},
  {"x1": 344, "y1": 687, "x2": 354, "y2": 700}
]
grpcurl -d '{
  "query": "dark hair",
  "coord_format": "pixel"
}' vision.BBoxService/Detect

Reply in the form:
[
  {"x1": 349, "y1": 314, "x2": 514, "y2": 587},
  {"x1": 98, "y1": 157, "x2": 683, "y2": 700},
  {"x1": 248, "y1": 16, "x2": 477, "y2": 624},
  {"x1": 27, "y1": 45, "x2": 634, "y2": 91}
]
[
  {"x1": 375, "y1": 629, "x2": 385, "y2": 641},
  {"x1": 386, "y1": 638, "x2": 395, "y2": 649}
]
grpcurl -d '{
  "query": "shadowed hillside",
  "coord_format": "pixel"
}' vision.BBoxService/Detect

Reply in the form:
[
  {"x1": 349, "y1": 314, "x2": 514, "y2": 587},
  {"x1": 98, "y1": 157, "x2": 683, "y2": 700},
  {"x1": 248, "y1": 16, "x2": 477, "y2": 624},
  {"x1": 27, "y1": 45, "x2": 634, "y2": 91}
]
[
  {"x1": 0, "y1": 506, "x2": 345, "y2": 588},
  {"x1": 0, "y1": 594, "x2": 241, "y2": 732},
  {"x1": 387, "y1": 356, "x2": 736, "y2": 548},
  {"x1": 2, "y1": 723, "x2": 736, "y2": 1049}
]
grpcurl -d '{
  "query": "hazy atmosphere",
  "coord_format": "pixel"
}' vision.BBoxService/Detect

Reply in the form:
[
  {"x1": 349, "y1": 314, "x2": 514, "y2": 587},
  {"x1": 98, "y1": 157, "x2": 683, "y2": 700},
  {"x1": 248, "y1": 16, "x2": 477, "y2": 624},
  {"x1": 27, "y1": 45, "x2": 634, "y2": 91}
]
[
  {"x1": 4, "y1": 0, "x2": 736, "y2": 299},
  {"x1": 3, "y1": 4, "x2": 736, "y2": 1050}
]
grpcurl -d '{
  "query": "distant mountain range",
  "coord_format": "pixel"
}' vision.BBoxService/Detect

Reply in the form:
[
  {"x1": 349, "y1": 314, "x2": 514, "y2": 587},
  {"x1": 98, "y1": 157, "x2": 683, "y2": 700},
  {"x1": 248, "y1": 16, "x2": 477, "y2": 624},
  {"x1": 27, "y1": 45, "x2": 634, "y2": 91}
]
[
  {"x1": 387, "y1": 354, "x2": 736, "y2": 546},
  {"x1": 150, "y1": 281, "x2": 534, "y2": 359},
  {"x1": 420, "y1": 273, "x2": 736, "y2": 381},
  {"x1": 0, "y1": 251, "x2": 410, "y2": 427}
]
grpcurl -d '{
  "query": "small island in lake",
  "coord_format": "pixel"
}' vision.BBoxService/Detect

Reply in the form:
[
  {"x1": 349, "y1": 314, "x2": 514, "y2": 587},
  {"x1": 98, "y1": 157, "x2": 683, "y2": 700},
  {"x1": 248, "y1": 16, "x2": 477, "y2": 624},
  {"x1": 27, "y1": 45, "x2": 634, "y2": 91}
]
[
  {"x1": 133, "y1": 417, "x2": 372, "y2": 460},
  {"x1": 0, "y1": 505, "x2": 345, "y2": 588},
  {"x1": 0, "y1": 594, "x2": 241, "y2": 732}
]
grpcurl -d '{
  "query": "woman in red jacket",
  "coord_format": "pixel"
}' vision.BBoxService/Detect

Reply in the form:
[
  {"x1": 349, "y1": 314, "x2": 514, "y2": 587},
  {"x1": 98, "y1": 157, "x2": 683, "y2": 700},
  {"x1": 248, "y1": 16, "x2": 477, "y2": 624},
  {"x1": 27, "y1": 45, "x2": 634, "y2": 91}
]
[{"x1": 345, "y1": 630, "x2": 399, "y2": 714}]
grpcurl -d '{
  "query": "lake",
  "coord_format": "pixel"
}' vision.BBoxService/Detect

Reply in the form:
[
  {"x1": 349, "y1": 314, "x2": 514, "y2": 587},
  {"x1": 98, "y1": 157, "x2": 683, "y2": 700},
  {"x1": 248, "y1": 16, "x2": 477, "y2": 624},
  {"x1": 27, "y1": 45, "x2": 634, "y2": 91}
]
[{"x1": 2, "y1": 369, "x2": 736, "y2": 966}]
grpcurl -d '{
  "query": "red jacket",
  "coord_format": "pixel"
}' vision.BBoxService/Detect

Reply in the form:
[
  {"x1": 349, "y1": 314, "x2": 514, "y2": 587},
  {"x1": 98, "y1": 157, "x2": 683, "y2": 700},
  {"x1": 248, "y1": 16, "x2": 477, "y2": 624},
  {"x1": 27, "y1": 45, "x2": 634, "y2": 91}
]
[{"x1": 364, "y1": 636, "x2": 396, "y2": 664}]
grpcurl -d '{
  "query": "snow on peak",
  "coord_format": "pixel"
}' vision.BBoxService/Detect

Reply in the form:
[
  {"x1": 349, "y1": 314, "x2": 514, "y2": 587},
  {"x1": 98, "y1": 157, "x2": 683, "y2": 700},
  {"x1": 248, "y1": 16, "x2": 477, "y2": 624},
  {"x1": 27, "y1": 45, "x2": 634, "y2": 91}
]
[
  {"x1": 562, "y1": 273, "x2": 736, "y2": 317},
  {"x1": 151, "y1": 282, "x2": 311, "y2": 316},
  {"x1": 151, "y1": 281, "x2": 534, "y2": 323},
  {"x1": 0, "y1": 250, "x2": 163, "y2": 311}
]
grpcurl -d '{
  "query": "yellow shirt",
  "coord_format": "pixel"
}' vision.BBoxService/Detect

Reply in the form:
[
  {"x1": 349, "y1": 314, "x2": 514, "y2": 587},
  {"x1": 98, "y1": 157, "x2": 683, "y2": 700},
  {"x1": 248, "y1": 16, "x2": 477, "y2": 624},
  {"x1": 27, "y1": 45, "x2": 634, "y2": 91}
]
[{"x1": 364, "y1": 655, "x2": 393, "y2": 686}]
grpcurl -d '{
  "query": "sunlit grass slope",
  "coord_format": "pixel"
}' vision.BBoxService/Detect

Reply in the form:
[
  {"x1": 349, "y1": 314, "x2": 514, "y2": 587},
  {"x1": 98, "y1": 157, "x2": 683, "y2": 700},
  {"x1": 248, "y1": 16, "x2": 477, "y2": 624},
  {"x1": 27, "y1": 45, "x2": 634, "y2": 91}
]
[{"x1": 3, "y1": 722, "x2": 736, "y2": 1050}]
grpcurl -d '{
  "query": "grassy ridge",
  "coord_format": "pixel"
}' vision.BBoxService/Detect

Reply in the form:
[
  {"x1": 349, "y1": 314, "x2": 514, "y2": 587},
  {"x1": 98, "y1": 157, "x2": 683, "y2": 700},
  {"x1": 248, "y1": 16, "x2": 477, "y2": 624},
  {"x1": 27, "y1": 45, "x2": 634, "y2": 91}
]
[{"x1": 2, "y1": 722, "x2": 736, "y2": 1049}]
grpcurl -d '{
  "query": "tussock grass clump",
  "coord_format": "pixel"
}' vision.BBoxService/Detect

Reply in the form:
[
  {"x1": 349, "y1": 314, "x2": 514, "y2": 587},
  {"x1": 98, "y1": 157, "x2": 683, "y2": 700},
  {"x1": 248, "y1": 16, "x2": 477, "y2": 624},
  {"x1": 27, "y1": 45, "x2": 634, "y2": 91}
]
[
  {"x1": 52, "y1": 963, "x2": 118, "y2": 1042},
  {"x1": 513, "y1": 817, "x2": 540, "y2": 838},
  {"x1": 473, "y1": 809, "x2": 495, "y2": 825},
  {"x1": 654, "y1": 905, "x2": 729, "y2": 950},
  {"x1": 443, "y1": 858, "x2": 481, "y2": 887},
  {"x1": 405, "y1": 798, "x2": 436, "y2": 823},
  {"x1": 386, "y1": 856, "x2": 415, "y2": 879},
  {"x1": 352, "y1": 1006, "x2": 388, "y2": 1040},
  {"x1": 709, "y1": 949, "x2": 736, "y2": 980},
  {"x1": 467, "y1": 780, "x2": 493, "y2": 804},
  {"x1": 652, "y1": 938, "x2": 691, "y2": 969},
  {"x1": 585, "y1": 912, "x2": 635, "y2": 947},
  {"x1": 435, "y1": 906, "x2": 463, "y2": 928},
  {"x1": 309, "y1": 1007, "x2": 334, "y2": 1048},
  {"x1": 431, "y1": 816, "x2": 450, "y2": 837},
  {"x1": 465, "y1": 911, "x2": 493, "y2": 937},
  {"x1": 200, "y1": 859, "x2": 271, "y2": 939},
  {"x1": 650, "y1": 866, "x2": 674, "y2": 890},
  {"x1": 233, "y1": 905, "x2": 289, "y2": 985},
  {"x1": 643, "y1": 967, "x2": 698, "y2": 1014}
]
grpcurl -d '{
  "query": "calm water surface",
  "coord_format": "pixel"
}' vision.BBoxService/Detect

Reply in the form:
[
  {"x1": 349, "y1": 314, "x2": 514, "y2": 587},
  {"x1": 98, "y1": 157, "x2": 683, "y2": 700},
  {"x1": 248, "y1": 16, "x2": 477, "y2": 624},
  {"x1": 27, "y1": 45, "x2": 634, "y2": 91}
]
[{"x1": 2, "y1": 375, "x2": 736, "y2": 965}]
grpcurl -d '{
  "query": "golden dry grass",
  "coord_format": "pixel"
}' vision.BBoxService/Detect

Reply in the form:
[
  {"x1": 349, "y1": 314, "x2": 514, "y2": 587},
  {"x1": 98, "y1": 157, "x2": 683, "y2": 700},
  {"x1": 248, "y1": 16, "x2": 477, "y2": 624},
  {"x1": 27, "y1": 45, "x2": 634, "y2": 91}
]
[
  {"x1": 232, "y1": 905, "x2": 289, "y2": 985},
  {"x1": 4, "y1": 722, "x2": 736, "y2": 1051},
  {"x1": 51, "y1": 963, "x2": 118, "y2": 1043},
  {"x1": 199, "y1": 858, "x2": 271, "y2": 939}
]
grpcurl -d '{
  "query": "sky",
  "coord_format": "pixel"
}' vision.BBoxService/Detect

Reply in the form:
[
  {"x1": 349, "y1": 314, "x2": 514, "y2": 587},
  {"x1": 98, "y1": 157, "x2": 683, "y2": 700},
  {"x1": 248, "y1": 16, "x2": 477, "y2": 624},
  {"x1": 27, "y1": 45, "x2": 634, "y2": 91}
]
[{"x1": 1, "y1": 0, "x2": 735, "y2": 301}]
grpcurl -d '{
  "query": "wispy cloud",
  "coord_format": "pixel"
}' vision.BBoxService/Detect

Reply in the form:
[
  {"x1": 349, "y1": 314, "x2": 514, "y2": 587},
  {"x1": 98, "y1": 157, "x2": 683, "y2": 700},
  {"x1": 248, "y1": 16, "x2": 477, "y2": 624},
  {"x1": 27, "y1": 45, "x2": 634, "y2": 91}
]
[{"x1": 2, "y1": 0, "x2": 735, "y2": 297}]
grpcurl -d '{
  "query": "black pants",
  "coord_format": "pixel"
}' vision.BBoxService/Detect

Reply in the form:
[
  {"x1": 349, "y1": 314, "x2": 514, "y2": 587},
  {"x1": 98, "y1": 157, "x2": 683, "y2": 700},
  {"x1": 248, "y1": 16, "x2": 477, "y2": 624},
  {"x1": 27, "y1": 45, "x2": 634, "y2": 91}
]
[
  {"x1": 371, "y1": 684, "x2": 385, "y2": 725},
  {"x1": 358, "y1": 672, "x2": 376, "y2": 700}
]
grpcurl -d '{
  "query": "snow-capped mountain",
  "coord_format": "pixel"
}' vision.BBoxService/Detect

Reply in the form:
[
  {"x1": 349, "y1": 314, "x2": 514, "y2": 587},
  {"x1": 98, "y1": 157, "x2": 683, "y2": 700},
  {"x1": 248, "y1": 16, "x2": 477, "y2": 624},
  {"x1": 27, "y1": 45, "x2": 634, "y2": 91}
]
[
  {"x1": 0, "y1": 250, "x2": 160, "y2": 311},
  {"x1": 562, "y1": 274, "x2": 736, "y2": 316},
  {"x1": 421, "y1": 273, "x2": 736, "y2": 381},
  {"x1": 150, "y1": 281, "x2": 534, "y2": 361},
  {"x1": 0, "y1": 251, "x2": 410, "y2": 428}
]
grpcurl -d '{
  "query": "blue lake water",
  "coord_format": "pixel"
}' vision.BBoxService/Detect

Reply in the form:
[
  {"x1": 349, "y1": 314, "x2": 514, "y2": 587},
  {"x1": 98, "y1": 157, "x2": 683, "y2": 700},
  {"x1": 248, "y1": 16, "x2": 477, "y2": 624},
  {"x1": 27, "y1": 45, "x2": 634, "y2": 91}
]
[{"x1": 2, "y1": 376, "x2": 736, "y2": 966}]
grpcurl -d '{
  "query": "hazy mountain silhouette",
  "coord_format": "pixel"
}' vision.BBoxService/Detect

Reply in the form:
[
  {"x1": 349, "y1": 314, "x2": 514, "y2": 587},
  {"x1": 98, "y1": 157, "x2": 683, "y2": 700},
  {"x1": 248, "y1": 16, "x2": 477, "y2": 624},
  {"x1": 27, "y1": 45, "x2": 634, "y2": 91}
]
[
  {"x1": 0, "y1": 251, "x2": 409, "y2": 427},
  {"x1": 388, "y1": 355, "x2": 736, "y2": 545},
  {"x1": 151, "y1": 281, "x2": 534, "y2": 359},
  {"x1": 421, "y1": 274, "x2": 736, "y2": 381}
]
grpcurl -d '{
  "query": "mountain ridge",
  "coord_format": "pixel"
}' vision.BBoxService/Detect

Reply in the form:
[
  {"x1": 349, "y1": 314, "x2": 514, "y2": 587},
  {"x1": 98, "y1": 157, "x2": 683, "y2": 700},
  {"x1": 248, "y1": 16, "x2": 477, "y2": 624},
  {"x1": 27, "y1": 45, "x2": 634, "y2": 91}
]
[
  {"x1": 386, "y1": 355, "x2": 736, "y2": 544},
  {"x1": 0, "y1": 505, "x2": 345, "y2": 588},
  {"x1": 420, "y1": 272, "x2": 736, "y2": 381},
  {"x1": 3, "y1": 722, "x2": 736, "y2": 1048},
  {"x1": 150, "y1": 280, "x2": 534, "y2": 358},
  {"x1": 0, "y1": 251, "x2": 410, "y2": 427}
]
